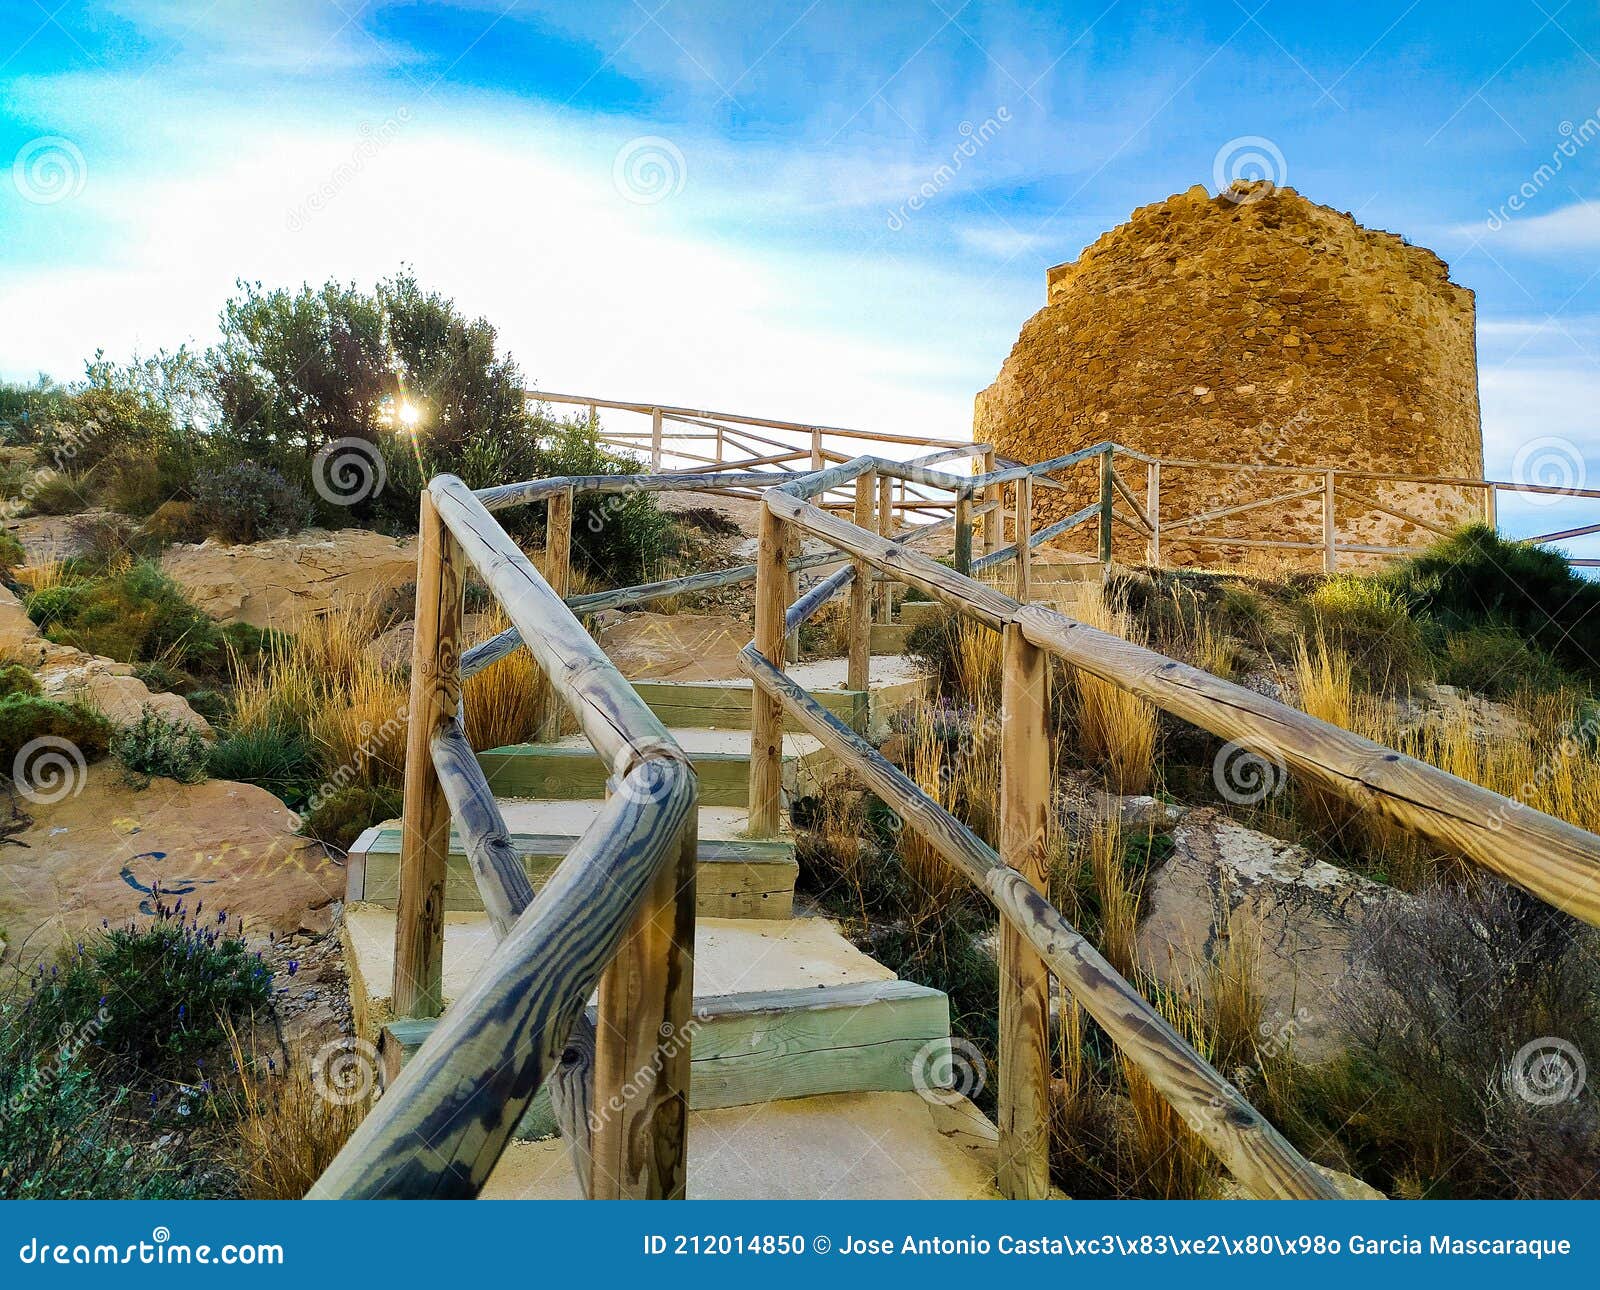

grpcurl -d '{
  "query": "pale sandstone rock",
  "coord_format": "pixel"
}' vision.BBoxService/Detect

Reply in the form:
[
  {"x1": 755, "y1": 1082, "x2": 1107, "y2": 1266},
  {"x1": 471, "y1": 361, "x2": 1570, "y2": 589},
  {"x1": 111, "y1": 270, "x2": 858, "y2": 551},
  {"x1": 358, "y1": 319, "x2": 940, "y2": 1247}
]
[
  {"x1": 596, "y1": 611, "x2": 752, "y2": 682},
  {"x1": 1135, "y1": 807, "x2": 1410, "y2": 1062},
  {"x1": 162, "y1": 528, "x2": 416, "y2": 629},
  {"x1": 0, "y1": 765, "x2": 342, "y2": 958},
  {"x1": 367, "y1": 613, "x2": 499, "y2": 672}
]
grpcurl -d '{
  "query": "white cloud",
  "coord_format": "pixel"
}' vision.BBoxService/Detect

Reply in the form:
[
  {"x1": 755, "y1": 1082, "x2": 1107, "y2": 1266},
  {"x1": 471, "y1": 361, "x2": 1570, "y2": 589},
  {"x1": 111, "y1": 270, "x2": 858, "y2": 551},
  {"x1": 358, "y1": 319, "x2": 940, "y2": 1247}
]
[{"x1": 1478, "y1": 200, "x2": 1600, "y2": 253}]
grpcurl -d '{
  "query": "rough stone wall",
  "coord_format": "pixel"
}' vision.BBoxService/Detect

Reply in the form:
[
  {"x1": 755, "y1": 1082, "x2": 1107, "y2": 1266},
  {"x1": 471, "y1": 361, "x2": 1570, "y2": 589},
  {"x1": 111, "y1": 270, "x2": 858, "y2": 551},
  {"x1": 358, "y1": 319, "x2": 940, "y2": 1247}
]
[{"x1": 974, "y1": 183, "x2": 1484, "y2": 567}]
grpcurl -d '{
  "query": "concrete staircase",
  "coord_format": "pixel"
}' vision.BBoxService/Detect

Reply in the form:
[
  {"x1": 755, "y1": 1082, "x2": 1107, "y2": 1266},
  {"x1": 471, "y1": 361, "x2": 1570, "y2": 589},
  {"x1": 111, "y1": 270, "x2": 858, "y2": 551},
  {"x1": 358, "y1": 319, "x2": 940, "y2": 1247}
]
[{"x1": 342, "y1": 647, "x2": 1004, "y2": 1200}]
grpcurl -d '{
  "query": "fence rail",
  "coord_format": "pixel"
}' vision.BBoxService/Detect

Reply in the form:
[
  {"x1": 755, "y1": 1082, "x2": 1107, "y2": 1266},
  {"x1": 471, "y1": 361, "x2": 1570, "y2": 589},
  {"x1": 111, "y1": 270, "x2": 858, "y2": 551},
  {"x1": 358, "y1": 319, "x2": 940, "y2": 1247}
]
[{"x1": 311, "y1": 393, "x2": 1600, "y2": 1202}]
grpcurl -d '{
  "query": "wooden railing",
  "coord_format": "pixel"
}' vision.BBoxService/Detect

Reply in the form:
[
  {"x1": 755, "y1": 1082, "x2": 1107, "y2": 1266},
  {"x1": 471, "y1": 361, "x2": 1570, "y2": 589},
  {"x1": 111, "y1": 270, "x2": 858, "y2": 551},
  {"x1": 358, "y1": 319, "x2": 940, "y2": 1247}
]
[{"x1": 311, "y1": 406, "x2": 1600, "y2": 1202}]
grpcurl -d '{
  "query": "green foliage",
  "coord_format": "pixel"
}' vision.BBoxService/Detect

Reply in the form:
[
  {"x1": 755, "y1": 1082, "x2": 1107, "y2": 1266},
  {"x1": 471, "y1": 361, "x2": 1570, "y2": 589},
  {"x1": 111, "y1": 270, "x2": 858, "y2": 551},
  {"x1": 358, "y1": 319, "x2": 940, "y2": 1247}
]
[
  {"x1": 0, "y1": 529, "x2": 25, "y2": 569},
  {"x1": 29, "y1": 908, "x2": 273, "y2": 1072},
  {"x1": 0, "y1": 694, "x2": 112, "y2": 769},
  {"x1": 112, "y1": 706, "x2": 210, "y2": 786},
  {"x1": 1436, "y1": 626, "x2": 1573, "y2": 699},
  {"x1": 26, "y1": 561, "x2": 220, "y2": 667},
  {"x1": 206, "y1": 723, "x2": 323, "y2": 808},
  {"x1": 0, "y1": 663, "x2": 41, "y2": 698},
  {"x1": 1384, "y1": 525, "x2": 1600, "y2": 681},
  {"x1": 1298, "y1": 574, "x2": 1430, "y2": 690},
  {"x1": 24, "y1": 470, "x2": 91, "y2": 516},
  {"x1": 191, "y1": 460, "x2": 315, "y2": 543},
  {"x1": 0, "y1": 375, "x2": 69, "y2": 444},
  {"x1": 543, "y1": 426, "x2": 679, "y2": 583},
  {"x1": 300, "y1": 782, "x2": 403, "y2": 852}
]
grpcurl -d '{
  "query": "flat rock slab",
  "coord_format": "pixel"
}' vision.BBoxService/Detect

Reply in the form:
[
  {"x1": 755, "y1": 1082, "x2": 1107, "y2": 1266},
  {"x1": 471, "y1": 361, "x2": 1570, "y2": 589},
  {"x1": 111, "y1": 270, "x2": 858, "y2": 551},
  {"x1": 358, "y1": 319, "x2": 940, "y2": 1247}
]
[
  {"x1": 162, "y1": 528, "x2": 416, "y2": 629},
  {"x1": 1135, "y1": 807, "x2": 1409, "y2": 1062},
  {"x1": 597, "y1": 611, "x2": 752, "y2": 682},
  {"x1": 483, "y1": 1091, "x2": 1000, "y2": 1200},
  {"x1": 0, "y1": 766, "x2": 341, "y2": 959}
]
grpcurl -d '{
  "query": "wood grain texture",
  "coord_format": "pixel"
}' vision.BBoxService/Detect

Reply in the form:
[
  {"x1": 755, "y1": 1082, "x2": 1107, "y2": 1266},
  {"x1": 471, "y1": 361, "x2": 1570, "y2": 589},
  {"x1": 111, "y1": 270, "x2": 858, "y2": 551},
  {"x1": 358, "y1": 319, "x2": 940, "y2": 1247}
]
[
  {"x1": 1098, "y1": 447, "x2": 1114, "y2": 565},
  {"x1": 536, "y1": 486, "x2": 574, "y2": 741},
  {"x1": 849, "y1": 472, "x2": 874, "y2": 691},
  {"x1": 591, "y1": 794, "x2": 697, "y2": 1200},
  {"x1": 748, "y1": 502, "x2": 788, "y2": 837},
  {"x1": 997, "y1": 624, "x2": 1050, "y2": 1199},
  {"x1": 430, "y1": 718, "x2": 536, "y2": 939},
  {"x1": 877, "y1": 473, "x2": 894, "y2": 624},
  {"x1": 309, "y1": 760, "x2": 696, "y2": 1199},
  {"x1": 954, "y1": 491, "x2": 973, "y2": 575},
  {"x1": 393, "y1": 492, "x2": 463, "y2": 1020},
  {"x1": 1015, "y1": 476, "x2": 1033, "y2": 603},
  {"x1": 1147, "y1": 460, "x2": 1161, "y2": 567},
  {"x1": 735, "y1": 643, "x2": 1339, "y2": 1199}
]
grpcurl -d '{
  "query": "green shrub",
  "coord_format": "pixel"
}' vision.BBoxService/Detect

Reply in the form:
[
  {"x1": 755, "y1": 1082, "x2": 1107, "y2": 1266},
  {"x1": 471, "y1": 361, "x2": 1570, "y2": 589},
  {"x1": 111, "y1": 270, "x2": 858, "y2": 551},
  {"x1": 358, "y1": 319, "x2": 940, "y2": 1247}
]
[
  {"x1": 206, "y1": 723, "x2": 323, "y2": 807},
  {"x1": 192, "y1": 459, "x2": 315, "y2": 543},
  {"x1": 300, "y1": 782, "x2": 403, "y2": 852},
  {"x1": 24, "y1": 470, "x2": 90, "y2": 516},
  {"x1": 113, "y1": 706, "x2": 210, "y2": 787},
  {"x1": 1385, "y1": 525, "x2": 1600, "y2": 681},
  {"x1": 0, "y1": 664, "x2": 41, "y2": 698},
  {"x1": 1437, "y1": 626, "x2": 1572, "y2": 699},
  {"x1": 0, "y1": 694, "x2": 112, "y2": 770},
  {"x1": 28, "y1": 909, "x2": 273, "y2": 1071},
  {"x1": 27, "y1": 561, "x2": 220, "y2": 667},
  {"x1": 1298, "y1": 575, "x2": 1429, "y2": 689},
  {"x1": 0, "y1": 529, "x2": 25, "y2": 569}
]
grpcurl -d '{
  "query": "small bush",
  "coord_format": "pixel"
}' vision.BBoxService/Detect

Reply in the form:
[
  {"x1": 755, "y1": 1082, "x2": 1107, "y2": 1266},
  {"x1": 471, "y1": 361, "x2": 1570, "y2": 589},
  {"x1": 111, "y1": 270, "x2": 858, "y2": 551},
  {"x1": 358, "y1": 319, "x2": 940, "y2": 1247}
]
[
  {"x1": 1437, "y1": 626, "x2": 1572, "y2": 699},
  {"x1": 0, "y1": 529, "x2": 25, "y2": 569},
  {"x1": 1385, "y1": 525, "x2": 1600, "y2": 682},
  {"x1": 0, "y1": 693, "x2": 112, "y2": 770},
  {"x1": 27, "y1": 561, "x2": 221, "y2": 667},
  {"x1": 139, "y1": 499, "x2": 199, "y2": 546},
  {"x1": 113, "y1": 706, "x2": 210, "y2": 786},
  {"x1": 0, "y1": 663, "x2": 41, "y2": 698},
  {"x1": 1298, "y1": 575, "x2": 1429, "y2": 690},
  {"x1": 25, "y1": 470, "x2": 91, "y2": 516},
  {"x1": 206, "y1": 723, "x2": 323, "y2": 808},
  {"x1": 28, "y1": 908, "x2": 273, "y2": 1071},
  {"x1": 300, "y1": 783, "x2": 402, "y2": 852},
  {"x1": 192, "y1": 460, "x2": 315, "y2": 544}
]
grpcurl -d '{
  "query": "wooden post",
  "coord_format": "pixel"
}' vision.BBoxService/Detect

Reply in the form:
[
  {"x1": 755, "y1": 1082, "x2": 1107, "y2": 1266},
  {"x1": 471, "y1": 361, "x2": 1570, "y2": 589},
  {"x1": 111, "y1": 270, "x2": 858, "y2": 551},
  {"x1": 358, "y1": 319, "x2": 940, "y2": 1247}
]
[
  {"x1": 1016, "y1": 475, "x2": 1033, "y2": 602},
  {"x1": 714, "y1": 424, "x2": 725, "y2": 466},
  {"x1": 954, "y1": 489, "x2": 973, "y2": 576},
  {"x1": 1483, "y1": 482, "x2": 1497, "y2": 532},
  {"x1": 1098, "y1": 447, "x2": 1114, "y2": 567},
  {"x1": 877, "y1": 474, "x2": 894, "y2": 624},
  {"x1": 809, "y1": 427, "x2": 824, "y2": 470},
  {"x1": 1146, "y1": 461, "x2": 1161, "y2": 567},
  {"x1": 1322, "y1": 470, "x2": 1336, "y2": 573},
  {"x1": 997, "y1": 623, "x2": 1051, "y2": 1199},
  {"x1": 749, "y1": 503, "x2": 788, "y2": 836},
  {"x1": 981, "y1": 448, "x2": 997, "y2": 556},
  {"x1": 650, "y1": 406, "x2": 663, "y2": 470},
  {"x1": 848, "y1": 472, "x2": 874, "y2": 691},
  {"x1": 393, "y1": 492, "x2": 464, "y2": 1020},
  {"x1": 536, "y1": 486, "x2": 573, "y2": 742},
  {"x1": 590, "y1": 795, "x2": 697, "y2": 1199},
  {"x1": 785, "y1": 522, "x2": 801, "y2": 664}
]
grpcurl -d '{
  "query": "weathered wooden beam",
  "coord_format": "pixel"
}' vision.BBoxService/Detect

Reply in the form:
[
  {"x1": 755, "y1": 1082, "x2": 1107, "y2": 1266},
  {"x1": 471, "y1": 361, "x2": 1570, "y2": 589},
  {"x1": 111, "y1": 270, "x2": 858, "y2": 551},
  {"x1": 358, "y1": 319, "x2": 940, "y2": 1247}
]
[
  {"x1": 1015, "y1": 476, "x2": 1033, "y2": 602},
  {"x1": 393, "y1": 491, "x2": 463, "y2": 1020},
  {"x1": 877, "y1": 473, "x2": 894, "y2": 624},
  {"x1": 997, "y1": 624, "x2": 1050, "y2": 1198},
  {"x1": 1333, "y1": 481, "x2": 1458, "y2": 538},
  {"x1": 1109, "y1": 464, "x2": 1153, "y2": 532},
  {"x1": 748, "y1": 501, "x2": 788, "y2": 837},
  {"x1": 735, "y1": 643, "x2": 1340, "y2": 1200},
  {"x1": 1147, "y1": 460, "x2": 1162, "y2": 567},
  {"x1": 429, "y1": 719, "x2": 536, "y2": 939},
  {"x1": 954, "y1": 490, "x2": 973, "y2": 575},
  {"x1": 849, "y1": 471, "x2": 874, "y2": 691},
  {"x1": 309, "y1": 759, "x2": 696, "y2": 1199},
  {"x1": 1098, "y1": 447, "x2": 1115, "y2": 565},
  {"x1": 1322, "y1": 470, "x2": 1337, "y2": 573},
  {"x1": 536, "y1": 486, "x2": 574, "y2": 741}
]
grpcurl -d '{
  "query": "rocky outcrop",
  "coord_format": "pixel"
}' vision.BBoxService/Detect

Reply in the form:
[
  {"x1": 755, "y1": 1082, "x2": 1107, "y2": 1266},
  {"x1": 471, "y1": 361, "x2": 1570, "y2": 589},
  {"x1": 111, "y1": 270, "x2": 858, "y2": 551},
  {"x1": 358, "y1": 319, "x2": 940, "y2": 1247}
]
[
  {"x1": 1135, "y1": 808, "x2": 1410, "y2": 1062},
  {"x1": 976, "y1": 183, "x2": 1483, "y2": 567},
  {"x1": 162, "y1": 528, "x2": 416, "y2": 629},
  {"x1": 0, "y1": 765, "x2": 342, "y2": 957}
]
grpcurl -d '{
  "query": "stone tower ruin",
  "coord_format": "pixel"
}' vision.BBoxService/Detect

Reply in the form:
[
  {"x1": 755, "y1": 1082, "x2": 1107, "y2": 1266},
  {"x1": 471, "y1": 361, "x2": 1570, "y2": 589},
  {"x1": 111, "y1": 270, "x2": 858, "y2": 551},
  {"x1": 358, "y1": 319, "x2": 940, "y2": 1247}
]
[{"x1": 974, "y1": 183, "x2": 1484, "y2": 566}]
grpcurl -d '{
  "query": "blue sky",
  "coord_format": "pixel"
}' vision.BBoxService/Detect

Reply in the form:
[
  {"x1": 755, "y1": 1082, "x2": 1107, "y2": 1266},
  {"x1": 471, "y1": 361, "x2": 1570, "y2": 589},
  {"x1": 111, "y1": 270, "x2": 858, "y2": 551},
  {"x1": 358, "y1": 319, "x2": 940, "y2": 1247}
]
[{"x1": 1, "y1": 0, "x2": 1597, "y2": 546}]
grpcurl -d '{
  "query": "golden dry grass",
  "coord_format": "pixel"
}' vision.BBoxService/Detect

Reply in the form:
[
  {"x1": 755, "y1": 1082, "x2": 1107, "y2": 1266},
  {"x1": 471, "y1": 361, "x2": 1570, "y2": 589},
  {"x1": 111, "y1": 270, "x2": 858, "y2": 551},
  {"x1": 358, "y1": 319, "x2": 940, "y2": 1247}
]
[
  {"x1": 12, "y1": 547, "x2": 69, "y2": 594},
  {"x1": 463, "y1": 604, "x2": 547, "y2": 751},
  {"x1": 1065, "y1": 595, "x2": 1158, "y2": 795}
]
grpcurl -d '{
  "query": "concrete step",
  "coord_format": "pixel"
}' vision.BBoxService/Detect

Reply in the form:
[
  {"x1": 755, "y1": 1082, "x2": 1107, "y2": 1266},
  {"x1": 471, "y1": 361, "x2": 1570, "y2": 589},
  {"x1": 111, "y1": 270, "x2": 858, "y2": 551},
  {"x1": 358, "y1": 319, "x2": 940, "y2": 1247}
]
[
  {"x1": 346, "y1": 800, "x2": 797, "y2": 920},
  {"x1": 483, "y1": 1091, "x2": 1000, "y2": 1200},
  {"x1": 896, "y1": 600, "x2": 941, "y2": 628},
  {"x1": 344, "y1": 906, "x2": 953, "y2": 1114},
  {"x1": 476, "y1": 726, "x2": 829, "y2": 805},
  {"x1": 869, "y1": 622, "x2": 916, "y2": 653},
  {"x1": 628, "y1": 655, "x2": 924, "y2": 737}
]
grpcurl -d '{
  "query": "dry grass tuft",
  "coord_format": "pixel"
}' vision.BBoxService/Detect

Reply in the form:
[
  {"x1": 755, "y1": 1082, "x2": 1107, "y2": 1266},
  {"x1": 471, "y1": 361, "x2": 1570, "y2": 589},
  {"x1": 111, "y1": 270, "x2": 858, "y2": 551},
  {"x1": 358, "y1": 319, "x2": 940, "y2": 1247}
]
[
  {"x1": 463, "y1": 604, "x2": 547, "y2": 750},
  {"x1": 1065, "y1": 595, "x2": 1158, "y2": 795}
]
